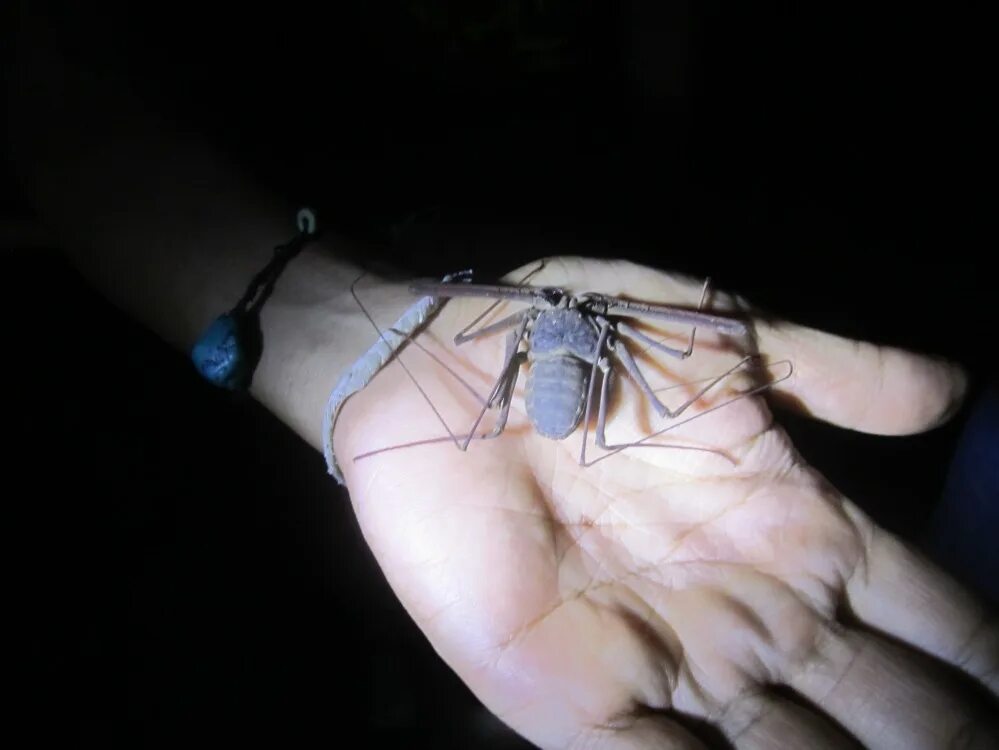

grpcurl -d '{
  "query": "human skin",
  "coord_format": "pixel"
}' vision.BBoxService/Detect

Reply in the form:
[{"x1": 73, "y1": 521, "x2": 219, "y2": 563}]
[
  {"x1": 7, "y1": 14, "x2": 997, "y2": 750},
  {"x1": 334, "y1": 258, "x2": 996, "y2": 749}
]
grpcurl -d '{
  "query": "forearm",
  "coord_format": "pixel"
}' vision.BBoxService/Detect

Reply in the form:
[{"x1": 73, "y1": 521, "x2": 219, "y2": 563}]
[{"x1": 5, "y1": 21, "x2": 407, "y2": 451}]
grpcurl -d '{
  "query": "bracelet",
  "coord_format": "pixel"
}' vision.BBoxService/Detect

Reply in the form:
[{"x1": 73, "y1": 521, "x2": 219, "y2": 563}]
[
  {"x1": 191, "y1": 208, "x2": 319, "y2": 390},
  {"x1": 322, "y1": 269, "x2": 472, "y2": 486}
]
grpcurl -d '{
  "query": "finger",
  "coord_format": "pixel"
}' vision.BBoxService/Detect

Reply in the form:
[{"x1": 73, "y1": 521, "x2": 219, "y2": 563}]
[
  {"x1": 573, "y1": 712, "x2": 708, "y2": 750},
  {"x1": 785, "y1": 625, "x2": 999, "y2": 750},
  {"x1": 756, "y1": 319, "x2": 967, "y2": 435},
  {"x1": 842, "y1": 501, "x2": 999, "y2": 696},
  {"x1": 717, "y1": 690, "x2": 860, "y2": 750}
]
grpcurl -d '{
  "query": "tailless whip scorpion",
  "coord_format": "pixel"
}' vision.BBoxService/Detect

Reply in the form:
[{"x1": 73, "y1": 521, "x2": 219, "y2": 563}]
[{"x1": 350, "y1": 263, "x2": 791, "y2": 468}]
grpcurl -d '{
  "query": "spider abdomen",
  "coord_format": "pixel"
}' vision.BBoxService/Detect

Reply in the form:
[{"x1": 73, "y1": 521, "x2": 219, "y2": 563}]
[{"x1": 525, "y1": 356, "x2": 591, "y2": 440}]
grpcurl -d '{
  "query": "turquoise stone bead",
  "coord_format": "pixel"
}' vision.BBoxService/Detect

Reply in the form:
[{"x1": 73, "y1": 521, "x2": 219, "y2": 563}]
[{"x1": 191, "y1": 312, "x2": 248, "y2": 390}]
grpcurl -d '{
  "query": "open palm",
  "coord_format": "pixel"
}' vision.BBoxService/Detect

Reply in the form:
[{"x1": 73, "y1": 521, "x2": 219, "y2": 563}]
[{"x1": 332, "y1": 257, "x2": 996, "y2": 749}]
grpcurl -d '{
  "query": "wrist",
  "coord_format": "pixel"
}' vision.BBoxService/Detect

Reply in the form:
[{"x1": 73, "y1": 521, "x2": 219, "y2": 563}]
[{"x1": 248, "y1": 248, "x2": 412, "y2": 453}]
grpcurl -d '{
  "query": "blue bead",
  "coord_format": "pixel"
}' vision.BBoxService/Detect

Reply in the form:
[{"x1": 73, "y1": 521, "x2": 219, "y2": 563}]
[{"x1": 191, "y1": 313, "x2": 248, "y2": 389}]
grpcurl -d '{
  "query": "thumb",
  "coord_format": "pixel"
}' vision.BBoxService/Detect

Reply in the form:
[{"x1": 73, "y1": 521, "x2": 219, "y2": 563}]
[{"x1": 756, "y1": 319, "x2": 968, "y2": 435}]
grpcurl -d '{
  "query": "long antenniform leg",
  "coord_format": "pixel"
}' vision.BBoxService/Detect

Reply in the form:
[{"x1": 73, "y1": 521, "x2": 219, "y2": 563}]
[
  {"x1": 351, "y1": 317, "x2": 530, "y2": 462},
  {"x1": 351, "y1": 262, "x2": 547, "y2": 464}
]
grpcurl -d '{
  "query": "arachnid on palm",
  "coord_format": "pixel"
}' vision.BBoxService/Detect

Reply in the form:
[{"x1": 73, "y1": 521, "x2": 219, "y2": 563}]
[{"x1": 333, "y1": 257, "x2": 995, "y2": 750}]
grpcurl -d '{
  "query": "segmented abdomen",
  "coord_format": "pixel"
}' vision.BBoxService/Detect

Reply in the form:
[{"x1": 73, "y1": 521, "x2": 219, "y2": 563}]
[{"x1": 525, "y1": 356, "x2": 590, "y2": 440}]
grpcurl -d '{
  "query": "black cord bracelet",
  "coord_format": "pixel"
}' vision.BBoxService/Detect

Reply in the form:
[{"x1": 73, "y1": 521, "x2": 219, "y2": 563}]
[{"x1": 191, "y1": 207, "x2": 319, "y2": 390}]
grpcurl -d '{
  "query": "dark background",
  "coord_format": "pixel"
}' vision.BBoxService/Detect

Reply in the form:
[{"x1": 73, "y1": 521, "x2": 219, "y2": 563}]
[{"x1": 5, "y1": 1, "x2": 993, "y2": 747}]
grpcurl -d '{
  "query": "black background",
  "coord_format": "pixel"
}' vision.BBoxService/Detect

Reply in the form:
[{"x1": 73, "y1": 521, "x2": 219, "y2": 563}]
[{"x1": 5, "y1": 2, "x2": 993, "y2": 747}]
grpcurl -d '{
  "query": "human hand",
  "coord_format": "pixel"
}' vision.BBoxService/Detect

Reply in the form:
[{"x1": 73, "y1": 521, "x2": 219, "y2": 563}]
[{"x1": 334, "y1": 256, "x2": 996, "y2": 749}]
